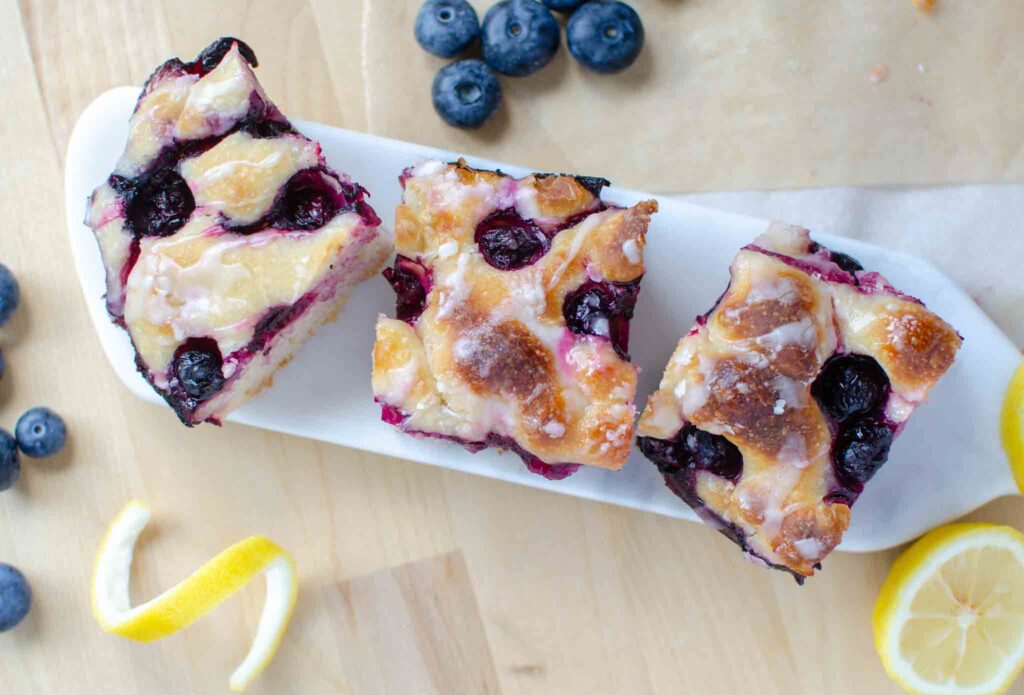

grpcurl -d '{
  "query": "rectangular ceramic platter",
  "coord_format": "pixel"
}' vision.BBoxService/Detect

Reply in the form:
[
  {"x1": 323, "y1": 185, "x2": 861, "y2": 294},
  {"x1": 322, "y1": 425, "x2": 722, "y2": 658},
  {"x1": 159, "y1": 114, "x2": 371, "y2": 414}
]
[{"x1": 66, "y1": 88, "x2": 1020, "y2": 552}]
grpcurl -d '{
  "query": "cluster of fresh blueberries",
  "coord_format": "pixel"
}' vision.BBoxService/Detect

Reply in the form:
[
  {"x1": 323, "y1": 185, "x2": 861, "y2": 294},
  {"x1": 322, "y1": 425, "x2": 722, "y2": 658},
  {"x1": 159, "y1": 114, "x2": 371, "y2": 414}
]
[
  {"x1": 416, "y1": 0, "x2": 645, "y2": 128},
  {"x1": 0, "y1": 263, "x2": 69, "y2": 633}
]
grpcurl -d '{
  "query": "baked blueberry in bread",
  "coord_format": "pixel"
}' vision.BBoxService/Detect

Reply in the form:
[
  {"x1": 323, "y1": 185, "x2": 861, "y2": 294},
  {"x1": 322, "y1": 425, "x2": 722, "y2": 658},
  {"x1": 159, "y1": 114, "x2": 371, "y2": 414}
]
[
  {"x1": 85, "y1": 38, "x2": 391, "y2": 425},
  {"x1": 373, "y1": 159, "x2": 657, "y2": 478},
  {"x1": 637, "y1": 223, "x2": 961, "y2": 580}
]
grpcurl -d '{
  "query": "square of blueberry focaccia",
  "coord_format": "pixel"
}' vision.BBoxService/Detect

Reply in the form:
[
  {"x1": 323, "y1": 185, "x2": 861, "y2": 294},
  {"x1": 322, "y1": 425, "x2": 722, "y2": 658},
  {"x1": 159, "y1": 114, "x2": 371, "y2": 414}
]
[
  {"x1": 84, "y1": 38, "x2": 391, "y2": 425},
  {"x1": 637, "y1": 223, "x2": 962, "y2": 580},
  {"x1": 372, "y1": 160, "x2": 658, "y2": 479}
]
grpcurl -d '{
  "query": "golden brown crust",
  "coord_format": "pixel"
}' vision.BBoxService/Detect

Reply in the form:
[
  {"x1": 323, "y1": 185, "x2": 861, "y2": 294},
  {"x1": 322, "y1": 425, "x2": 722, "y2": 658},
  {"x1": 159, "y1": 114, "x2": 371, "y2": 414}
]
[
  {"x1": 692, "y1": 355, "x2": 832, "y2": 463},
  {"x1": 715, "y1": 269, "x2": 815, "y2": 338},
  {"x1": 373, "y1": 161, "x2": 657, "y2": 470},
  {"x1": 455, "y1": 319, "x2": 556, "y2": 400},
  {"x1": 876, "y1": 307, "x2": 962, "y2": 388},
  {"x1": 531, "y1": 175, "x2": 599, "y2": 218},
  {"x1": 775, "y1": 503, "x2": 848, "y2": 573},
  {"x1": 638, "y1": 222, "x2": 961, "y2": 576}
]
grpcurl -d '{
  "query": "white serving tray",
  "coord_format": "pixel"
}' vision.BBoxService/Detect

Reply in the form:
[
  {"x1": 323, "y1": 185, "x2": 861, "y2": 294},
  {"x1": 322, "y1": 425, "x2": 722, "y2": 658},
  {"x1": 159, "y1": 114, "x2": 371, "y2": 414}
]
[{"x1": 66, "y1": 87, "x2": 1021, "y2": 552}]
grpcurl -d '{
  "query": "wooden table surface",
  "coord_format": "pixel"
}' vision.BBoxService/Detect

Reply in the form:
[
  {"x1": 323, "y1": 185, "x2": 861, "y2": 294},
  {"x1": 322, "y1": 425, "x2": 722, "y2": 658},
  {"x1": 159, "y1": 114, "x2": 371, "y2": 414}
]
[{"x1": 2, "y1": 1, "x2": 1022, "y2": 693}]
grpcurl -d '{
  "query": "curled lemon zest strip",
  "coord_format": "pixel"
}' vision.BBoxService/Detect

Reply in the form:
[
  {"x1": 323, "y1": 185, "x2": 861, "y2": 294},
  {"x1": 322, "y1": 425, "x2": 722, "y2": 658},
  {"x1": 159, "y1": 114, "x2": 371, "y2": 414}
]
[{"x1": 91, "y1": 501, "x2": 298, "y2": 691}]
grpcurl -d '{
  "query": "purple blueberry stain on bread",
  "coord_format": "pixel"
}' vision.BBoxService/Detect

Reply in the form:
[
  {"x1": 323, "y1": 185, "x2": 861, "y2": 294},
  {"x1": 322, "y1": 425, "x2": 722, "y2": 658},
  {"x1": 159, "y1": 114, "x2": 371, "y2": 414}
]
[{"x1": 84, "y1": 38, "x2": 392, "y2": 425}]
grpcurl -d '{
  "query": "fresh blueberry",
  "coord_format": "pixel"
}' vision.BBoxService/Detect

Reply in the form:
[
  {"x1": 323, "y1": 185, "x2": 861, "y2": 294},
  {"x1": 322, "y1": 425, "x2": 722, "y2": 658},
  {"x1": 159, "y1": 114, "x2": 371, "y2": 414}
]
[
  {"x1": 812, "y1": 354, "x2": 890, "y2": 422},
  {"x1": 543, "y1": 0, "x2": 585, "y2": 11},
  {"x1": 15, "y1": 407, "x2": 67, "y2": 459},
  {"x1": 833, "y1": 419, "x2": 894, "y2": 491},
  {"x1": 475, "y1": 210, "x2": 548, "y2": 270},
  {"x1": 174, "y1": 340, "x2": 225, "y2": 400},
  {"x1": 0, "y1": 263, "x2": 20, "y2": 327},
  {"x1": 0, "y1": 430, "x2": 19, "y2": 491},
  {"x1": 0, "y1": 564, "x2": 32, "y2": 632},
  {"x1": 482, "y1": 0, "x2": 560, "y2": 77},
  {"x1": 415, "y1": 0, "x2": 480, "y2": 58},
  {"x1": 566, "y1": 0, "x2": 644, "y2": 73},
  {"x1": 432, "y1": 60, "x2": 503, "y2": 128}
]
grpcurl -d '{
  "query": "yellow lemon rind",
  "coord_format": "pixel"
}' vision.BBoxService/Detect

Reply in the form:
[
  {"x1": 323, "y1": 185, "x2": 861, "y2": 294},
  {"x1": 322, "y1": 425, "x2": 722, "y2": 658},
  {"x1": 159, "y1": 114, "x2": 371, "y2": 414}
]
[
  {"x1": 91, "y1": 501, "x2": 298, "y2": 692},
  {"x1": 873, "y1": 523, "x2": 1024, "y2": 695},
  {"x1": 1000, "y1": 363, "x2": 1024, "y2": 494}
]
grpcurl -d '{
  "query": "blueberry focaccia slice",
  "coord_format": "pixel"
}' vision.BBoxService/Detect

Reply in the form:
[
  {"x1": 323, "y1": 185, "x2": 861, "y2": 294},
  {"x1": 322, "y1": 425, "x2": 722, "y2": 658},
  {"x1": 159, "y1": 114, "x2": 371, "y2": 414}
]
[
  {"x1": 637, "y1": 223, "x2": 962, "y2": 580},
  {"x1": 84, "y1": 38, "x2": 391, "y2": 425},
  {"x1": 373, "y1": 160, "x2": 657, "y2": 478}
]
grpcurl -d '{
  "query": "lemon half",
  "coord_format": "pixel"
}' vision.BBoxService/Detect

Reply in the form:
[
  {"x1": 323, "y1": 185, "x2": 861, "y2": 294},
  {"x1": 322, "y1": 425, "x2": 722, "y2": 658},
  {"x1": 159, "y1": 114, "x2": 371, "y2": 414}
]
[
  {"x1": 874, "y1": 523, "x2": 1024, "y2": 694},
  {"x1": 1001, "y1": 363, "x2": 1024, "y2": 494},
  {"x1": 91, "y1": 501, "x2": 298, "y2": 691}
]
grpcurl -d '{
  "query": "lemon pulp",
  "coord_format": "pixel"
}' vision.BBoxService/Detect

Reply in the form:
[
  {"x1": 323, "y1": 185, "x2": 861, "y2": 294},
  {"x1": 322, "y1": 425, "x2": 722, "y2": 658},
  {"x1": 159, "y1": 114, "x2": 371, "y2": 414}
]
[{"x1": 875, "y1": 524, "x2": 1024, "y2": 695}]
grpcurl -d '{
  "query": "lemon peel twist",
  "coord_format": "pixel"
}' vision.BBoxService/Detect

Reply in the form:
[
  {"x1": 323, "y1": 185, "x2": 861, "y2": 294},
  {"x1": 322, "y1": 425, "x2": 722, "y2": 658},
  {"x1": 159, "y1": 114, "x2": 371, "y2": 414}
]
[{"x1": 91, "y1": 501, "x2": 298, "y2": 691}]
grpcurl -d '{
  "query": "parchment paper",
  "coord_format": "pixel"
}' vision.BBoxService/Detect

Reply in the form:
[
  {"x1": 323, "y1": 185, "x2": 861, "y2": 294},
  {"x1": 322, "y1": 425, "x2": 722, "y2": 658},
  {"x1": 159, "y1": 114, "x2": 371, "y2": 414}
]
[
  {"x1": 321, "y1": 0, "x2": 1024, "y2": 192},
  {"x1": 681, "y1": 183, "x2": 1024, "y2": 346}
]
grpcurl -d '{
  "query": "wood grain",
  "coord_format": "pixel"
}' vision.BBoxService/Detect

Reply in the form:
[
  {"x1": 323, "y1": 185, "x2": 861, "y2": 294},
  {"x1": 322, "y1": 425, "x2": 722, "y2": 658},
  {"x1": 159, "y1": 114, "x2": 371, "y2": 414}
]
[
  {"x1": 0, "y1": 1, "x2": 1021, "y2": 693},
  {"x1": 326, "y1": 551, "x2": 499, "y2": 694},
  {"x1": 355, "y1": 0, "x2": 1024, "y2": 192}
]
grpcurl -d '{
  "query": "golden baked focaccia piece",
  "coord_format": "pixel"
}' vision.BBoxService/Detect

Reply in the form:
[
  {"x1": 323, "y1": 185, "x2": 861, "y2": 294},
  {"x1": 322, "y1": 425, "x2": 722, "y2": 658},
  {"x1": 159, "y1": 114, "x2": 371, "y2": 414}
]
[
  {"x1": 373, "y1": 159, "x2": 657, "y2": 479},
  {"x1": 84, "y1": 38, "x2": 391, "y2": 425},
  {"x1": 637, "y1": 223, "x2": 961, "y2": 580}
]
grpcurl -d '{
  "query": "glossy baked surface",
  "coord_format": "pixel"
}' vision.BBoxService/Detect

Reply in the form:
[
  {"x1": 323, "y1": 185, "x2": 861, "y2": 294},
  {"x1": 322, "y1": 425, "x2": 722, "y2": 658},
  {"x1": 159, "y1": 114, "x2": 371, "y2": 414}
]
[
  {"x1": 83, "y1": 39, "x2": 389, "y2": 425},
  {"x1": 68, "y1": 87, "x2": 1020, "y2": 553},
  {"x1": 637, "y1": 223, "x2": 962, "y2": 578},
  {"x1": 373, "y1": 160, "x2": 657, "y2": 477}
]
